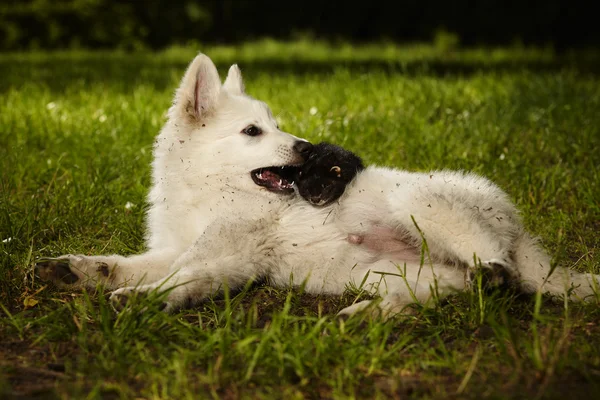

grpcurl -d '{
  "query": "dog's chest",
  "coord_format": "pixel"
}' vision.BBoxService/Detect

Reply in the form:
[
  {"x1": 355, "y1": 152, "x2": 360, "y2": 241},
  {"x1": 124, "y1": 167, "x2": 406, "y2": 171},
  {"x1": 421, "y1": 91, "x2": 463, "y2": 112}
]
[{"x1": 275, "y1": 203, "x2": 364, "y2": 269}]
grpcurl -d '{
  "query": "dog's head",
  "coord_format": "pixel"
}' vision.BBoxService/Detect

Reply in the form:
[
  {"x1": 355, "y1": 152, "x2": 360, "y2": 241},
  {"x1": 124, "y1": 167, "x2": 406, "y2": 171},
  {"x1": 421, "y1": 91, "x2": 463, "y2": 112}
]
[
  {"x1": 295, "y1": 143, "x2": 364, "y2": 206},
  {"x1": 167, "y1": 54, "x2": 311, "y2": 195}
]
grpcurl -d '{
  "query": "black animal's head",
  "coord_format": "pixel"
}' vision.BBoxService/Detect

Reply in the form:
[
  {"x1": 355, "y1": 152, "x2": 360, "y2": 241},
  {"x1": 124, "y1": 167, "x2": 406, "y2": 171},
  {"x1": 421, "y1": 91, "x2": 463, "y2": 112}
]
[{"x1": 295, "y1": 143, "x2": 364, "y2": 206}]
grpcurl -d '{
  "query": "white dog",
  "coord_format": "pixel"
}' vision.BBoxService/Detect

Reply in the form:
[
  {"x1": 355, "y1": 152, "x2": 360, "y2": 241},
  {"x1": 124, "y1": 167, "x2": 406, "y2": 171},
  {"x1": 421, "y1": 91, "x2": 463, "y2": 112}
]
[{"x1": 36, "y1": 53, "x2": 599, "y2": 317}]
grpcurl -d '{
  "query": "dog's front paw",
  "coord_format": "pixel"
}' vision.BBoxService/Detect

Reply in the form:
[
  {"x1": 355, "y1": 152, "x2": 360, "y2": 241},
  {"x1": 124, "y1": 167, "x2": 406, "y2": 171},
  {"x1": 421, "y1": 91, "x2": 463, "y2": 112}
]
[
  {"x1": 109, "y1": 288, "x2": 134, "y2": 312},
  {"x1": 337, "y1": 300, "x2": 373, "y2": 320},
  {"x1": 35, "y1": 255, "x2": 84, "y2": 285},
  {"x1": 35, "y1": 254, "x2": 116, "y2": 288}
]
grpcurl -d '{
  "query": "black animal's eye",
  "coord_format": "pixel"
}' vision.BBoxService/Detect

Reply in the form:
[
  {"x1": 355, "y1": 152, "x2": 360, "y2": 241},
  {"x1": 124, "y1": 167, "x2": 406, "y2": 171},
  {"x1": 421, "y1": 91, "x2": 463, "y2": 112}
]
[{"x1": 242, "y1": 125, "x2": 262, "y2": 136}]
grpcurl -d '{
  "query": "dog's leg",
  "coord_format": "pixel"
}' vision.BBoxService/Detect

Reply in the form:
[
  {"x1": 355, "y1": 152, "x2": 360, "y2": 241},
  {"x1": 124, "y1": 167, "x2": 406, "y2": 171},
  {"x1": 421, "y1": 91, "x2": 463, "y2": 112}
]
[
  {"x1": 512, "y1": 231, "x2": 600, "y2": 300},
  {"x1": 383, "y1": 187, "x2": 522, "y2": 280},
  {"x1": 35, "y1": 249, "x2": 178, "y2": 290},
  {"x1": 338, "y1": 259, "x2": 466, "y2": 319},
  {"x1": 344, "y1": 171, "x2": 522, "y2": 283},
  {"x1": 109, "y1": 254, "x2": 263, "y2": 313},
  {"x1": 387, "y1": 195, "x2": 599, "y2": 300},
  {"x1": 109, "y1": 219, "x2": 275, "y2": 312}
]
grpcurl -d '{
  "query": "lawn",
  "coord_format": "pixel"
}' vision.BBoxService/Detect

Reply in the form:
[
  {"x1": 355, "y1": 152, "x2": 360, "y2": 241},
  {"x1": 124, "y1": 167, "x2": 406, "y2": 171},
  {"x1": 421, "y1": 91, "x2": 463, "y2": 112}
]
[{"x1": 1, "y1": 41, "x2": 600, "y2": 399}]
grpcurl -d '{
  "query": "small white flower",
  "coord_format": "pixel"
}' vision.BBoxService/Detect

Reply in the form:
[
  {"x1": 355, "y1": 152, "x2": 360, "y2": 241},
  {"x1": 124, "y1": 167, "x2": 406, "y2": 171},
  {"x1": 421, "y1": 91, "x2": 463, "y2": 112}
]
[
  {"x1": 2, "y1": 237, "x2": 12, "y2": 243},
  {"x1": 499, "y1": 153, "x2": 506, "y2": 160},
  {"x1": 309, "y1": 107, "x2": 318, "y2": 116},
  {"x1": 98, "y1": 115, "x2": 107, "y2": 123},
  {"x1": 46, "y1": 102, "x2": 56, "y2": 110},
  {"x1": 125, "y1": 202, "x2": 134, "y2": 210}
]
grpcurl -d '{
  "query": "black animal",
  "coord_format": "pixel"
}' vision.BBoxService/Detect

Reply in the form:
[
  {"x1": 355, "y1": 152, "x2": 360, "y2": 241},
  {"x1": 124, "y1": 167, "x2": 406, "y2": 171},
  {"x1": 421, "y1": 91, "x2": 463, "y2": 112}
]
[{"x1": 295, "y1": 142, "x2": 364, "y2": 206}]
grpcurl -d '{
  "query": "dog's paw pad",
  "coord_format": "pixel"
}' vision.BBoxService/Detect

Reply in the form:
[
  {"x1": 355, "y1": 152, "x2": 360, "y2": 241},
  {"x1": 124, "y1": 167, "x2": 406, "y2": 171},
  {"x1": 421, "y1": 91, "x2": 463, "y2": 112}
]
[
  {"x1": 95, "y1": 262, "x2": 111, "y2": 278},
  {"x1": 35, "y1": 258, "x2": 79, "y2": 284}
]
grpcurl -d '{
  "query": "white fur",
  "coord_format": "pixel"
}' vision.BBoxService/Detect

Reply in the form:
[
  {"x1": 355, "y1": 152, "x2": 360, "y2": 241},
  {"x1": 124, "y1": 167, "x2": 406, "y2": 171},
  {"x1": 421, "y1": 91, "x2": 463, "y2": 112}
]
[{"x1": 46, "y1": 53, "x2": 599, "y2": 317}]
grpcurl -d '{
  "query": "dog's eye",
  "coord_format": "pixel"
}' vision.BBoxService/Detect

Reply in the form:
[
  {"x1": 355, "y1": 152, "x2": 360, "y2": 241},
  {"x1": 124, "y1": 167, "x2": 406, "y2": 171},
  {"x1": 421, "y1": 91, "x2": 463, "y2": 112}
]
[{"x1": 242, "y1": 125, "x2": 262, "y2": 137}]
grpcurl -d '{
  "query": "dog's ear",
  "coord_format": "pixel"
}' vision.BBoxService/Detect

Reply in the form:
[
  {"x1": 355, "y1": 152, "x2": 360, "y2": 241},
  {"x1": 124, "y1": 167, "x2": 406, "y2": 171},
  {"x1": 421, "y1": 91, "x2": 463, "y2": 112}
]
[
  {"x1": 223, "y1": 64, "x2": 245, "y2": 95},
  {"x1": 172, "y1": 53, "x2": 221, "y2": 123}
]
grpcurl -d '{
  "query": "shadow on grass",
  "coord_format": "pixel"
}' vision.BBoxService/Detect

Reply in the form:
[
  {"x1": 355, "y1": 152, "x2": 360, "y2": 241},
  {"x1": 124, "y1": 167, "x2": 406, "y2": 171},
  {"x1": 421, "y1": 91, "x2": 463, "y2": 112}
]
[{"x1": 1, "y1": 54, "x2": 599, "y2": 93}]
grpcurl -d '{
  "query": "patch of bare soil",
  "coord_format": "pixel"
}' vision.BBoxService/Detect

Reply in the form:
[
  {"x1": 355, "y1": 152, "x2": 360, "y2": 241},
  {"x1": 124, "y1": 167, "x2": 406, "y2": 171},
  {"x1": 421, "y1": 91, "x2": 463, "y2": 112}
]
[{"x1": 0, "y1": 339, "x2": 73, "y2": 399}]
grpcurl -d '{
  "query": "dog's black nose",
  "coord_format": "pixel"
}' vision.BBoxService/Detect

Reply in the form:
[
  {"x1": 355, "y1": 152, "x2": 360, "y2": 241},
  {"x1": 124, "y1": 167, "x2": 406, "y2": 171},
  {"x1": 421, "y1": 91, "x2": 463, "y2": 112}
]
[{"x1": 293, "y1": 141, "x2": 313, "y2": 159}]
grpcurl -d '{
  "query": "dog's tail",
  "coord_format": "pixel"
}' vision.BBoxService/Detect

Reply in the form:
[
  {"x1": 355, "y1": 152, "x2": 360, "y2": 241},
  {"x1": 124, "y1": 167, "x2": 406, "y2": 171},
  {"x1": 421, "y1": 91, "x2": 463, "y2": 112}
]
[{"x1": 513, "y1": 231, "x2": 599, "y2": 301}]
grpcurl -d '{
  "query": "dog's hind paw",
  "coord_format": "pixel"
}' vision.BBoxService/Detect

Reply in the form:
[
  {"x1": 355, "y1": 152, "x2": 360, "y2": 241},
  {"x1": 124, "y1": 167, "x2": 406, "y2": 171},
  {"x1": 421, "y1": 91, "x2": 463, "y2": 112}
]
[
  {"x1": 467, "y1": 258, "x2": 517, "y2": 289},
  {"x1": 35, "y1": 256, "x2": 82, "y2": 285}
]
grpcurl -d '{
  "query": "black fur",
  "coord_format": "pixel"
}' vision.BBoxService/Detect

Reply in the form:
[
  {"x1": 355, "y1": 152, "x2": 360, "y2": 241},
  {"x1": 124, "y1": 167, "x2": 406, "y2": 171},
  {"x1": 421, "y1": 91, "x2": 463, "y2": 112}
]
[{"x1": 296, "y1": 143, "x2": 364, "y2": 206}]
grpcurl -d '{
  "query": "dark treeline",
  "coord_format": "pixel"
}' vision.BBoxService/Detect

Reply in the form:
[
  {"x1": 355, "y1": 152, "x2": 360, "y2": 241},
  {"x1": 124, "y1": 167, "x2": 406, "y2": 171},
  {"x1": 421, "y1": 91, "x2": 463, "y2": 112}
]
[{"x1": 1, "y1": 0, "x2": 597, "y2": 50}]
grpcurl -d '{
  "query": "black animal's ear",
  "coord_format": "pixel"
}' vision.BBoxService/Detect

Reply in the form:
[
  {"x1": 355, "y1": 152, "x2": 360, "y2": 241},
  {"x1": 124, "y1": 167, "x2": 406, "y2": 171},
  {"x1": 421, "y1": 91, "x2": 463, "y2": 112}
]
[
  {"x1": 330, "y1": 166, "x2": 342, "y2": 177},
  {"x1": 170, "y1": 53, "x2": 221, "y2": 124}
]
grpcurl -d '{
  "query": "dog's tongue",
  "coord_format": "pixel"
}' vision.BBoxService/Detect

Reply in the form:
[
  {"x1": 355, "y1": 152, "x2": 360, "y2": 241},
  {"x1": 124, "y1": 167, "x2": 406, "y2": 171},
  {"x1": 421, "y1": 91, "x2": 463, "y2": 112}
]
[{"x1": 261, "y1": 170, "x2": 280, "y2": 182}]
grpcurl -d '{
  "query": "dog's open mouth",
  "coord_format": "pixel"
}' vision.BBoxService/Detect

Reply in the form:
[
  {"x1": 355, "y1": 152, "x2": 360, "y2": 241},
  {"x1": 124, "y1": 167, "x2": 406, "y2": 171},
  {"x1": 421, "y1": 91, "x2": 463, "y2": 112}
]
[{"x1": 251, "y1": 166, "x2": 300, "y2": 194}]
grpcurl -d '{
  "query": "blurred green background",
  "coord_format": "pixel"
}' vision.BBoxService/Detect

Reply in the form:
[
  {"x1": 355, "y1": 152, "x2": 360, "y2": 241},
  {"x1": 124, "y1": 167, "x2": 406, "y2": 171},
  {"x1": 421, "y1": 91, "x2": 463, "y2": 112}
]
[{"x1": 1, "y1": 0, "x2": 597, "y2": 51}]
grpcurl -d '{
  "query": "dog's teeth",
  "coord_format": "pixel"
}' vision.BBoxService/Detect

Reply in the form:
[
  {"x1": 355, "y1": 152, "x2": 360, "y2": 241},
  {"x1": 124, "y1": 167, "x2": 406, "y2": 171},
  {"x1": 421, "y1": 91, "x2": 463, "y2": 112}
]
[
  {"x1": 290, "y1": 181, "x2": 295, "y2": 186},
  {"x1": 278, "y1": 179, "x2": 283, "y2": 186}
]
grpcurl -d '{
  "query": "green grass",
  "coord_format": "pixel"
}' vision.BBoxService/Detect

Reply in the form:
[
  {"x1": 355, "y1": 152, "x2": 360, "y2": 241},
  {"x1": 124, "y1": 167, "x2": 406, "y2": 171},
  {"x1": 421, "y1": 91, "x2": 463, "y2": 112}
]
[{"x1": 1, "y1": 40, "x2": 600, "y2": 399}]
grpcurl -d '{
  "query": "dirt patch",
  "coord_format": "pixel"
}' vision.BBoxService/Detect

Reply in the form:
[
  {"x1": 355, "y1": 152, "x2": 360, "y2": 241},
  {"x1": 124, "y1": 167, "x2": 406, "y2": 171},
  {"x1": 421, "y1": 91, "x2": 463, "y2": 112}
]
[{"x1": 0, "y1": 340, "x2": 74, "y2": 398}]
